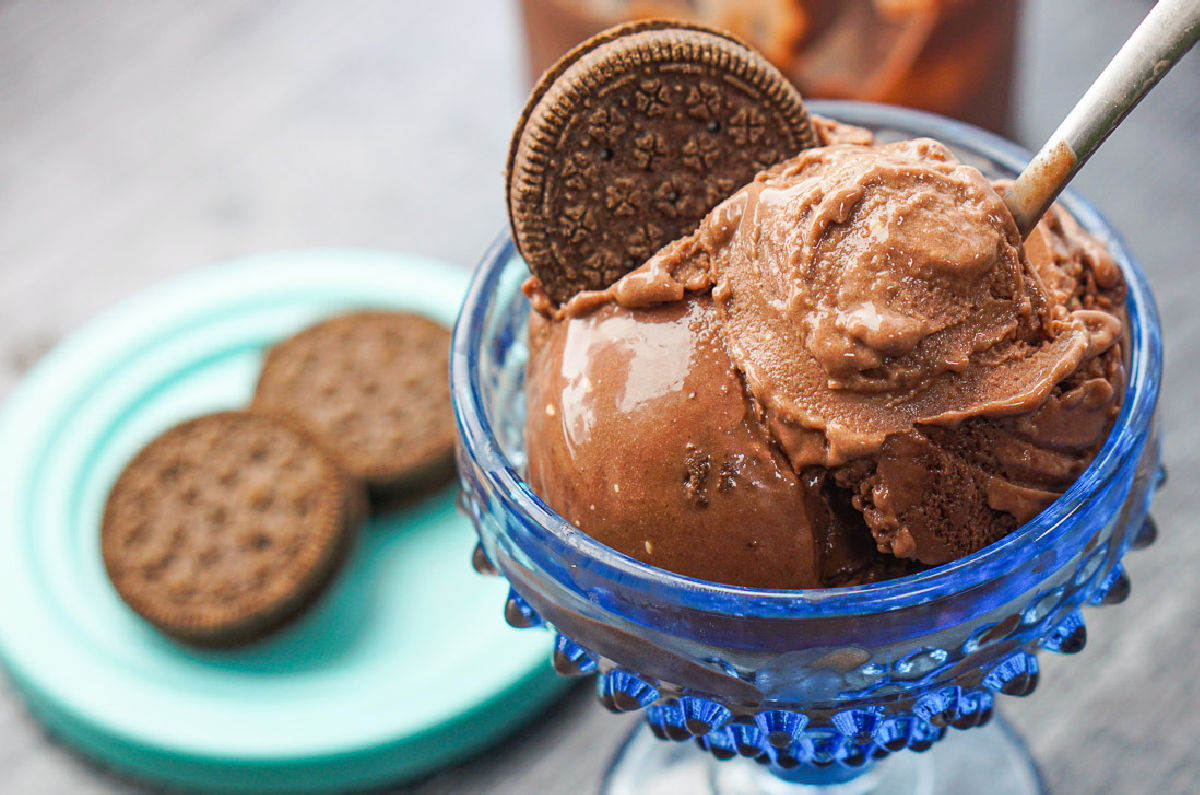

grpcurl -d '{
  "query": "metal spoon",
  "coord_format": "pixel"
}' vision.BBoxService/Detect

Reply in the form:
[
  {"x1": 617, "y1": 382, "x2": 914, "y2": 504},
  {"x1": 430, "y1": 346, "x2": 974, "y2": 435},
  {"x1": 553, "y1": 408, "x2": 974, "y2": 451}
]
[{"x1": 1003, "y1": 0, "x2": 1200, "y2": 237}]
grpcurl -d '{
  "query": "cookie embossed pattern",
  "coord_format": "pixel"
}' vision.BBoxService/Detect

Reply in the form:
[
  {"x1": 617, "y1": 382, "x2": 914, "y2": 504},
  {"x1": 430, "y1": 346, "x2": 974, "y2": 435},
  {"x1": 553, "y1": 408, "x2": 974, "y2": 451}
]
[
  {"x1": 453, "y1": 102, "x2": 1163, "y2": 793},
  {"x1": 507, "y1": 21, "x2": 817, "y2": 304}
]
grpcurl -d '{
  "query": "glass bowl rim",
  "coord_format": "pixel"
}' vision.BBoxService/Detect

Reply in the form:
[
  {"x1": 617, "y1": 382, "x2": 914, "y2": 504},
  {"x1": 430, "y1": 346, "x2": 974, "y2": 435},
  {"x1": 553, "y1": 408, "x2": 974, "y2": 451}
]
[{"x1": 451, "y1": 100, "x2": 1162, "y2": 618}]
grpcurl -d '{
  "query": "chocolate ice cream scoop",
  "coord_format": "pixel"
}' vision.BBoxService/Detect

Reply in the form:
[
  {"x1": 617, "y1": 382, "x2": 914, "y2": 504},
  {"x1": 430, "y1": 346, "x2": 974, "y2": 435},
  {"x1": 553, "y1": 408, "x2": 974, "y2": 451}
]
[
  {"x1": 525, "y1": 290, "x2": 897, "y2": 588},
  {"x1": 568, "y1": 138, "x2": 1120, "y2": 470}
]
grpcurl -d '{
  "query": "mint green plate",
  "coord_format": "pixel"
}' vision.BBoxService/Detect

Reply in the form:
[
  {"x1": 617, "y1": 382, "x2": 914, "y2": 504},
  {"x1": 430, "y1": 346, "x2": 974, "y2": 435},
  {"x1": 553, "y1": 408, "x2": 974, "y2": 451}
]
[{"x1": 0, "y1": 250, "x2": 568, "y2": 793}]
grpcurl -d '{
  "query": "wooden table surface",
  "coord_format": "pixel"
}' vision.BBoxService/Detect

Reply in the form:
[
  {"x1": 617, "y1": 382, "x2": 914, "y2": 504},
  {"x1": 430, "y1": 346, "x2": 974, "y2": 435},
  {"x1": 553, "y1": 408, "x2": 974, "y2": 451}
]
[{"x1": 1, "y1": 1, "x2": 1196, "y2": 793}]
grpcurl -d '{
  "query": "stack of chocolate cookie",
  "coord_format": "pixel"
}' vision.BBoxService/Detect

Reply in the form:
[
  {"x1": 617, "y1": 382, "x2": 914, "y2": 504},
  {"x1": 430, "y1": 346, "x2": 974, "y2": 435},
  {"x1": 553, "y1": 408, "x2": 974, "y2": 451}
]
[{"x1": 102, "y1": 311, "x2": 455, "y2": 647}]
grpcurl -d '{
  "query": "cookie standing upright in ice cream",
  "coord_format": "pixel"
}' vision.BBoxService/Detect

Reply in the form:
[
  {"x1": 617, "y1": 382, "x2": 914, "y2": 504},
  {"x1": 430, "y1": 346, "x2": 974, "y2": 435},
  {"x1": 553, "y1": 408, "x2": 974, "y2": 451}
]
[{"x1": 511, "y1": 22, "x2": 1127, "y2": 589}]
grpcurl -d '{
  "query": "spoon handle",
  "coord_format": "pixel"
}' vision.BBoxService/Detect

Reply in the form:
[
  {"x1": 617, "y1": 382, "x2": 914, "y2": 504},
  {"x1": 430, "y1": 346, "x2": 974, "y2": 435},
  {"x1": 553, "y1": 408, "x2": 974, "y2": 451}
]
[{"x1": 1004, "y1": 0, "x2": 1200, "y2": 237}]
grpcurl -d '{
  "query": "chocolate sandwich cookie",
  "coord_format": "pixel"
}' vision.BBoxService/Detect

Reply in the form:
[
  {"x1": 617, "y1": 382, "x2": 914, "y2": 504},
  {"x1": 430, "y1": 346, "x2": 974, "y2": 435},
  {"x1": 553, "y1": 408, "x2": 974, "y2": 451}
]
[
  {"x1": 102, "y1": 411, "x2": 364, "y2": 647},
  {"x1": 253, "y1": 311, "x2": 454, "y2": 494},
  {"x1": 508, "y1": 20, "x2": 817, "y2": 304}
]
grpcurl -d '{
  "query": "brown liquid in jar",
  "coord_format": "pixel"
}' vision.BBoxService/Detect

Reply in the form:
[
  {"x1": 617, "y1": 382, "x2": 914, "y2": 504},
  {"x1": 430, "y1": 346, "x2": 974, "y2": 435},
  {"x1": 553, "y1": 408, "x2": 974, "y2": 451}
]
[{"x1": 518, "y1": 0, "x2": 1019, "y2": 134}]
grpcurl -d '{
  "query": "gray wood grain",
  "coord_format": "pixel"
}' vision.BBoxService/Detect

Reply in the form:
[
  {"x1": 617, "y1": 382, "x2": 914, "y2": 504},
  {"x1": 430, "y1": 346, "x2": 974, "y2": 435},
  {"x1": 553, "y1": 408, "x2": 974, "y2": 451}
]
[{"x1": 0, "y1": 1, "x2": 1196, "y2": 793}]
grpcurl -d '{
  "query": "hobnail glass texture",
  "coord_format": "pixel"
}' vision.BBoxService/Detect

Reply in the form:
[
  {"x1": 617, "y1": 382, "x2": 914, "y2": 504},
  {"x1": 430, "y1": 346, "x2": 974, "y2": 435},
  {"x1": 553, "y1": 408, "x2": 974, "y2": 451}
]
[{"x1": 451, "y1": 101, "x2": 1163, "y2": 781}]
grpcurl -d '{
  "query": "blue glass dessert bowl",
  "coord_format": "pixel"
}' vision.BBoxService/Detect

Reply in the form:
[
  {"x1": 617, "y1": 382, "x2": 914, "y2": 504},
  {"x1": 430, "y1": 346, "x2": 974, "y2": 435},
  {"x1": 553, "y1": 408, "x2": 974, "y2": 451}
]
[{"x1": 451, "y1": 102, "x2": 1163, "y2": 793}]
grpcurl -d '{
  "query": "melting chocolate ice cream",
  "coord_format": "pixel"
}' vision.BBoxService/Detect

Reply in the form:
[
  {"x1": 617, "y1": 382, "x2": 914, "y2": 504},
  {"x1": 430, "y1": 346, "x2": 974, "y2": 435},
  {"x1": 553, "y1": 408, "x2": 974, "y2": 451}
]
[{"x1": 524, "y1": 123, "x2": 1125, "y2": 588}]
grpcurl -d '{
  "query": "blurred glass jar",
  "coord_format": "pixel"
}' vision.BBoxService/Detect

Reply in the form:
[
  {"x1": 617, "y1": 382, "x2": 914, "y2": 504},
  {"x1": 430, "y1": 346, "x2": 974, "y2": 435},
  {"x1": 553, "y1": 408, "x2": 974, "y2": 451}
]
[{"x1": 518, "y1": 0, "x2": 1020, "y2": 134}]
